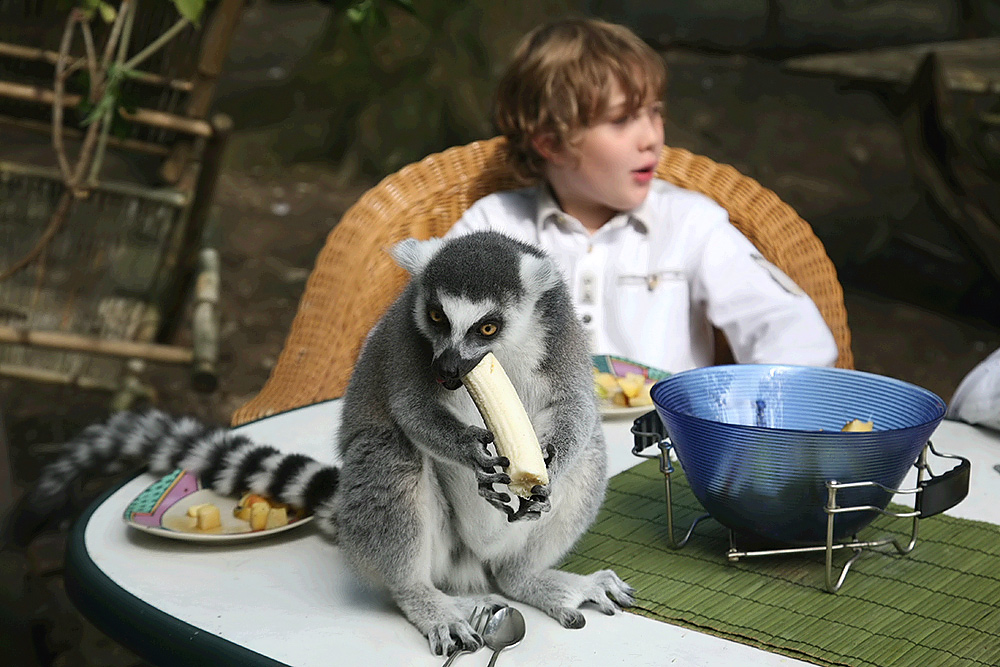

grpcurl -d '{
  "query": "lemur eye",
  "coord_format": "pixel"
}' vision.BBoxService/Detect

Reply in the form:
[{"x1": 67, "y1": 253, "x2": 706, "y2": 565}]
[
  {"x1": 480, "y1": 323, "x2": 498, "y2": 336},
  {"x1": 428, "y1": 309, "x2": 444, "y2": 323}
]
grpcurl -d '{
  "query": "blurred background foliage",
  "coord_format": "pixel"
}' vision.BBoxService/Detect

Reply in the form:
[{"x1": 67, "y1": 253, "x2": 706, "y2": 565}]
[
  {"x1": 220, "y1": 0, "x2": 999, "y2": 180},
  {"x1": 223, "y1": 0, "x2": 579, "y2": 179}
]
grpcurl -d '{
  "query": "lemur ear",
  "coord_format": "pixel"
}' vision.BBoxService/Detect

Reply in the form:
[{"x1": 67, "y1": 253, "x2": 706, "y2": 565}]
[
  {"x1": 390, "y1": 237, "x2": 445, "y2": 275},
  {"x1": 520, "y1": 252, "x2": 561, "y2": 296}
]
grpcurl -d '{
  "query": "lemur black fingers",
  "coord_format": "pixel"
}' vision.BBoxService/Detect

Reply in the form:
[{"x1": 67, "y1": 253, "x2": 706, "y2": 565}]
[
  {"x1": 476, "y1": 470, "x2": 510, "y2": 486},
  {"x1": 478, "y1": 486, "x2": 512, "y2": 507},
  {"x1": 529, "y1": 484, "x2": 550, "y2": 498},
  {"x1": 462, "y1": 425, "x2": 493, "y2": 447},
  {"x1": 474, "y1": 450, "x2": 508, "y2": 470},
  {"x1": 543, "y1": 444, "x2": 556, "y2": 466},
  {"x1": 507, "y1": 494, "x2": 549, "y2": 522},
  {"x1": 522, "y1": 491, "x2": 551, "y2": 512},
  {"x1": 486, "y1": 497, "x2": 515, "y2": 518}
]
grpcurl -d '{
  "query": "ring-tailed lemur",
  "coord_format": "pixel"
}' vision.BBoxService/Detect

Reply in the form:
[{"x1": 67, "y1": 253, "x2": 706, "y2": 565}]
[{"x1": 10, "y1": 231, "x2": 634, "y2": 656}]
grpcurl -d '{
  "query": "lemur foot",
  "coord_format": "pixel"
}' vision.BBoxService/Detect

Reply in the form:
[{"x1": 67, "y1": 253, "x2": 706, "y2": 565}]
[
  {"x1": 548, "y1": 569, "x2": 636, "y2": 628},
  {"x1": 502, "y1": 568, "x2": 635, "y2": 629},
  {"x1": 426, "y1": 616, "x2": 483, "y2": 657},
  {"x1": 428, "y1": 596, "x2": 506, "y2": 656}
]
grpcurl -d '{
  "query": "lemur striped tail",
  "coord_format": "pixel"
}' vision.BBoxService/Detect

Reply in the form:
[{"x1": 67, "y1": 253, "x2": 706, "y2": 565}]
[{"x1": 10, "y1": 408, "x2": 339, "y2": 545}]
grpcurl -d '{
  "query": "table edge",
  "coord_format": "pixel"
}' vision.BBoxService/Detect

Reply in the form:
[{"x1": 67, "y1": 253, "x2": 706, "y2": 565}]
[{"x1": 65, "y1": 476, "x2": 291, "y2": 667}]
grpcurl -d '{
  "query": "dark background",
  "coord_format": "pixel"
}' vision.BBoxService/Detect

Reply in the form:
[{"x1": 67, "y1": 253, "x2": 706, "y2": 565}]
[{"x1": 2, "y1": 1, "x2": 1000, "y2": 665}]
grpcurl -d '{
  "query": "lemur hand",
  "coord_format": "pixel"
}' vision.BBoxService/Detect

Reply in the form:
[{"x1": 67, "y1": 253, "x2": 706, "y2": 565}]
[
  {"x1": 462, "y1": 426, "x2": 514, "y2": 516},
  {"x1": 506, "y1": 444, "x2": 554, "y2": 521},
  {"x1": 508, "y1": 485, "x2": 551, "y2": 522}
]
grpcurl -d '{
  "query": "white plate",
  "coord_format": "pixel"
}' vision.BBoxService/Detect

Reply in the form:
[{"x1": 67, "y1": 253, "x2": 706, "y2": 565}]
[
  {"x1": 123, "y1": 469, "x2": 312, "y2": 543},
  {"x1": 592, "y1": 354, "x2": 669, "y2": 421},
  {"x1": 600, "y1": 403, "x2": 657, "y2": 420}
]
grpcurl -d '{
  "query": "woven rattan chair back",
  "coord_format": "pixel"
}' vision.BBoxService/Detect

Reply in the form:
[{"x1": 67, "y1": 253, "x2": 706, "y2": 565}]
[{"x1": 232, "y1": 137, "x2": 852, "y2": 426}]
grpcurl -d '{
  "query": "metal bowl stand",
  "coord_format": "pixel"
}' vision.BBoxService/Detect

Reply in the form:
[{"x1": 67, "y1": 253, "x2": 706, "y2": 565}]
[{"x1": 630, "y1": 411, "x2": 970, "y2": 593}]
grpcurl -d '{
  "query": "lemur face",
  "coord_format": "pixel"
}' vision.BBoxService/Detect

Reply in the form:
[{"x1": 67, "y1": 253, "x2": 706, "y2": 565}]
[
  {"x1": 392, "y1": 232, "x2": 560, "y2": 390},
  {"x1": 419, "y1": 291, "x2": 505, "y2": 389}
]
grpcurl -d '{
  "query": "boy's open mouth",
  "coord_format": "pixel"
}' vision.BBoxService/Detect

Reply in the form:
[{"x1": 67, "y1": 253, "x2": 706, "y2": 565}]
[{"x1": 632, "y1": 165, "x2": 655, "y2": 182}]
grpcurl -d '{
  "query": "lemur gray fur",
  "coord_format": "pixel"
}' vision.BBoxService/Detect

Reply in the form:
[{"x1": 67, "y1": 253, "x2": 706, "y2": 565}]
[{"x1": 10, "y1": 230, "x2": 635, "y2": 656}]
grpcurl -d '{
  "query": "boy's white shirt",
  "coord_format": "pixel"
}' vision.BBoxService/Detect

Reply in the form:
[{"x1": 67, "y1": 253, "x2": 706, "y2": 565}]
[{"x1": 445, "y1": 179, "x2": 839, "y2": 373}]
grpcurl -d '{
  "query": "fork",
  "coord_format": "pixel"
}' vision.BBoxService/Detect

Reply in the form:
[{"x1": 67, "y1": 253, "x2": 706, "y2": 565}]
[{"x1": 440, "y1": 606, "x2": 494, "y2": 666}]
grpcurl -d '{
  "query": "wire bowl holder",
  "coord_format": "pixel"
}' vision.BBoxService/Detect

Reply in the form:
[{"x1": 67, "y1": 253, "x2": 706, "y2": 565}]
[{"x1": 630, "y1": 410, "x2": 971, "y2": 592}]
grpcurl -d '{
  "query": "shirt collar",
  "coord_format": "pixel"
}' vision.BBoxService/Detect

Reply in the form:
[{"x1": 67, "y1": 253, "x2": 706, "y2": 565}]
[{"x1": 533, "y1": 184, "x2": 653, "y2": 235}]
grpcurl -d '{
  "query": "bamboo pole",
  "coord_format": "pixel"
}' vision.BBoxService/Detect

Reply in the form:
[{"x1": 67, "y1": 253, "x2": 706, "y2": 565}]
[
  {"x1": 157, "y1": 114, "x2": 232, "y2": 337},
  {"x1": 0, "y1": 161, "x2": 189, "y2": 206},
  {"x1": 185, "y1": 0, "x2": 246, "y2": 119},
  {"x1": 0, "y1": 324, "x2": 194, "y2": 365},
  {"x1": 191, "y1": 246, "x2": 220, "y2": 392},
  {"x1": 0, "y1": 41, "x2": 193, "y2": 93},
  {"x1": 0, "y1": 113, "x2": 171, "y2": 156},
  {"x1": 0, "y1": 80, "x2": 212, "y2": 137},
  {"x1": 0, "y1": 363, "x2": 119, "y2": 392}
]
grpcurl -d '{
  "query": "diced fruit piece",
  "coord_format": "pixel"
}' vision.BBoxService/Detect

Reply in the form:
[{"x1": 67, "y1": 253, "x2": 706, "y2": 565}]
[
  {"x1": 841, "y1": 418, "x2": 874, "y2": 432},
  {"x1": 250, "y1": 501, "x2": 270, "y2": 531},
  {"x1": 196, "y1": 504, "x2": 221, "y2": 530},
  {"x1": 266, "y1": 507, "x2": 288, "y2": 529},
  {"x1": 187, "y1": 503, "x2": 211, "y2": 518}
]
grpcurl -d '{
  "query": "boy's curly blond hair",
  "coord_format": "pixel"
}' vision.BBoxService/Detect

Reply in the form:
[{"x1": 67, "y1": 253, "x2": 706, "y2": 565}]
[{"x1": 494, "y1": 18, "x2": 666, "y2": 183}]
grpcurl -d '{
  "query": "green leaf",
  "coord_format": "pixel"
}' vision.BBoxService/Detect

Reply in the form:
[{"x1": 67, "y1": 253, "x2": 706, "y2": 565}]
[
  {"x1": 116, "y1": 65, "x2": 142, "y2": 81},
  {"x1": 346, "y1": 0, "x2": 371, "y2": 24},
  {"x1": 97, "y1": 1, "x2": 117, "y2": 22},
  {"x1": 170, "y1": 0, "x2": 206, "y2": 24},
  {"x1": 81, "y1": 95, "x2": 114, "y2": 127}
]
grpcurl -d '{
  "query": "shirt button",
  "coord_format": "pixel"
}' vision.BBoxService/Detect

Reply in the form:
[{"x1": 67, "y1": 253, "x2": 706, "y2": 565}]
[{"x1": 582, "y1": 314, "x2": 592, "y2": 324}]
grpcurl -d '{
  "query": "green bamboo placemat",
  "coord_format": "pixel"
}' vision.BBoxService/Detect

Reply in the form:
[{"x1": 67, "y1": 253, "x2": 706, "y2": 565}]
[{"x1": 560, "y1": 459, "x2": 1000, "y2": 667}]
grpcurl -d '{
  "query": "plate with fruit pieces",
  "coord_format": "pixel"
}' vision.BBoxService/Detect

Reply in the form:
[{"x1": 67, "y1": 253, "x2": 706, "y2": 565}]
[
  {"x1": 591, "y1": 355, "x2": 671, "y2": 419},
  {"x1": 123, "y1": 469, "x2": 312, "y2": 543}
]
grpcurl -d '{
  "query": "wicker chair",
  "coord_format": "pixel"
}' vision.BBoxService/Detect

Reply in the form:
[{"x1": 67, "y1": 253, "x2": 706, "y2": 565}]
[{"x1": 231, "y1": 137, "x2": 853, "y2": 426}]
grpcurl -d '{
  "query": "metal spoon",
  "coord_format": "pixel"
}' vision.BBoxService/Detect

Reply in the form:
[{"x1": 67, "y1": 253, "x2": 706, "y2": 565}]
[{"x1": 482, "y1": 606, "x2": 525, "y2": 666}]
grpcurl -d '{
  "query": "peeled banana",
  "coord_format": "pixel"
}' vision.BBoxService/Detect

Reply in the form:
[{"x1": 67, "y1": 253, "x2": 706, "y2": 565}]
[
  {"x1": 462, "y1": 352, "x2": 549, "y2": 498},
  {"x1": 841, "y1": 418, "x2": 874, "y2": 432}
]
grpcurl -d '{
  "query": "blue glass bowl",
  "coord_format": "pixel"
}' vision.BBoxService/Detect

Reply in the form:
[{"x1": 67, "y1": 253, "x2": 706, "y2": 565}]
[{"x1": 650, "y1": 365, "x2": 946, "y2": 545}]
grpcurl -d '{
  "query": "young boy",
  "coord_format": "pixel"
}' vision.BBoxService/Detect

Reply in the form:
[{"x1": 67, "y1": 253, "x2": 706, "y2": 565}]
[{"x1": 446, "y1": 17, "x2": 838, "y2": 373}]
